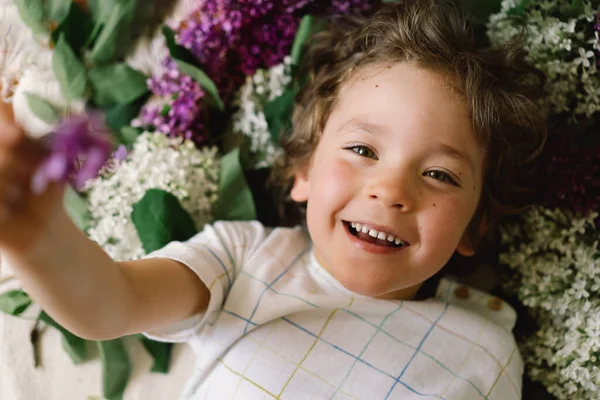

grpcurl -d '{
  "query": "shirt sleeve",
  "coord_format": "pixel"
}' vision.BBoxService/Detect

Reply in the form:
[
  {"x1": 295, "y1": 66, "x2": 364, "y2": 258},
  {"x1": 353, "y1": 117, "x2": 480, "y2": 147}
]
[{"x1": 141, "y1": 220, "x2": 270, "y2": 342}]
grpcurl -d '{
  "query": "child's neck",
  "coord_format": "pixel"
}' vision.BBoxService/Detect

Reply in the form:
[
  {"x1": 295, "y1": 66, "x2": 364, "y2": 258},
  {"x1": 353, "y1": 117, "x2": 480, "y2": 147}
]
[{"x1": 376, "y1": 284, "x2": 422, "y2": 301}]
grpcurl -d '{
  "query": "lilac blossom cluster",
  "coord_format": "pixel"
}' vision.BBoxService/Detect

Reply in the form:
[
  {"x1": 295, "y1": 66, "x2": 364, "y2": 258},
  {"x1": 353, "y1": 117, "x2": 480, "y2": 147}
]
[
  {"x1": 136, "y1": 0, "x2": 373, "y2": 144},
  {"x1": 31, "y1": 113, "x2": 112, "y2": 193},
  {"x1": 170, "y1": 0, "x2": 373, "y2": 131},
  {"x1": 134, "y1": 58, "x2": 207, "y2": 143},
  {"x1": 537, "y1": 134, "x2": 600, "y2": 219}
]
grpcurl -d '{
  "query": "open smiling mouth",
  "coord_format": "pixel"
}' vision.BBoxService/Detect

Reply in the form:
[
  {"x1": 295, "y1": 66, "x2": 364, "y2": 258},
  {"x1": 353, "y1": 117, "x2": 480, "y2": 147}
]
[{"x1": 343, "y1": 221, "x2": 409, "y2": 249}]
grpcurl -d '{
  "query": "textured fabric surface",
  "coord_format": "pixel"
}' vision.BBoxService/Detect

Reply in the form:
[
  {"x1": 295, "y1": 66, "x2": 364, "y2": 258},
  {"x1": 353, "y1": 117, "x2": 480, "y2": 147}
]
[
  {"x1": 0, "y1": 256, "x2": 193, "y2": 400},
  {"x1": 142, "y1": 221, "x2": 522, "y2": 400}
]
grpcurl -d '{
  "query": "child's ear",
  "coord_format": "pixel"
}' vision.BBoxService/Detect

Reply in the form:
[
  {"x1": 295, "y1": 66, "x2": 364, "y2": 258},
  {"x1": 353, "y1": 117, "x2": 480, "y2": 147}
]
[
  {"x1": 290, "y1": 168, "x2": 310, "y2": 202},
  {"x1": 456, "y1": 233, "x2": 475, "y2": 257},
  {"x1": 456, "y1": 214, "x2": 488, "y2": 257}
]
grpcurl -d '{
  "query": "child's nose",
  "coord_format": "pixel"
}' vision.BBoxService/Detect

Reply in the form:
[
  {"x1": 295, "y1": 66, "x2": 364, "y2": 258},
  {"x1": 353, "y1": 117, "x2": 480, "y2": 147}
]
[{"x1": 365, "y1": 175, "x2": 415, "y2": 210}]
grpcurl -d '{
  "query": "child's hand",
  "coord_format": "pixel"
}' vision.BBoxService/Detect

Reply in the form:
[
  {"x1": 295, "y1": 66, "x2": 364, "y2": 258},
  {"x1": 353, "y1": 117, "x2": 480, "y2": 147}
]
[{"x1": 0, "y1": 101, "x2": 65, "y2": 256}]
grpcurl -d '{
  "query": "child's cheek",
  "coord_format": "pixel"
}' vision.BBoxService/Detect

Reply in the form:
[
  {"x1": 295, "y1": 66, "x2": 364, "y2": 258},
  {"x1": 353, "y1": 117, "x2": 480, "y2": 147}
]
[
  {"x1": 317, "y1": 157, "x2": 357, "y2": 206},
  {"x1": 423, "y1": 195, "x2": 478, "y2": 248}
]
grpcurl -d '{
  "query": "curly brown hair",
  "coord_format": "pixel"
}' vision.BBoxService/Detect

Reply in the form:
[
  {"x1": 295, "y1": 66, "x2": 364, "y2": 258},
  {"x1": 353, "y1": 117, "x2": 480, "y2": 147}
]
[{"x1": 272, "y1": 0, "x2": 547, "y2": 249}]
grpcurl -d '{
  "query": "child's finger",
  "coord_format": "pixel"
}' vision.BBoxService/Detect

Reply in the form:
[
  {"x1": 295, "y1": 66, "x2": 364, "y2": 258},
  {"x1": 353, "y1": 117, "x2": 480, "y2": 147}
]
[
  {"x1": 0, "y1": 141, "x2": 44, "y2": 179},
  {"x1": 0, "y1": 177, "x2": 24, "y2": 213},
  {"x1": 0, "y1": 102, "x2": 26, "y2": 147}
]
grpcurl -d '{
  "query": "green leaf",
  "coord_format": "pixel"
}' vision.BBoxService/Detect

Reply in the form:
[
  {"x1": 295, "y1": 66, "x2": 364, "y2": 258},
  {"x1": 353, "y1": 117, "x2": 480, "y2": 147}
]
[
  {"x1": 460, "y1": 0, "x2": 502, "y2": 23},
  {"x1": 105, "y1": 92, "x2": 149, "y2": 134},
  {"x1": 505, "y1": 0, "x2": 532, "y2": 16},
  {"x1": 213, "y1": 148, "x2": 257, "y2": 221},
  {"x1": 50, "y1": 2, "x2": 95, "y2": 55},
  {"x1": 97, "y1": 339, "x2": 131, "y2": 400},
  {"x1": 162, "y1": 26, "x2": 197, "y2": 65},
  {"x1": 64, "y1": 185, "x2": 90, "y2": 231},
  {"x1": 138, "y1": 337, "x2": 173, "y2": 373},
  {"x1": 131, "y1": 189, "x2": 198, "y2": 254},
  {"x1": 0, "y1": 290, "x2": 32, "y2": 316},
  {"x1": 290, "y1": 15, "x2": 325, "y2": 67},
  {"x1": 88, "y1": 0, "x2": 137, "y2": 64},
  {"x1": 88, "y1": 64, "x2": 148, "y2": 107},
  {"x1": 25, "y1": 94, "x2": 60, "y2": 124},
  {"x1": 13, "y1": 0, "x2": 47, "y2": 34},
  {"x1": 47, "y1": 0, "x2": 72, "y2": 25},
  {"x1": 87, "y1": 0, "x2": 109, "y2": 23},
  {"x1": 569, "y1": 0, "x2": 585, "y2": 15},
  {"x1": 118, "y1": 126, "x2": 142, "y2": 146},
  {"x1": 52, "y1": 33, "x2": 88, "y2": 101},
  {"x1": 174, "y1": 60, "x2": 225, "y2": 111},
  {"x1": 264, "y1": 88, "x2": 295, "y2": 144},
  {"x1": 162, "y1": 26, "x2": 225, "y2": 111},
  {"x1": 39, "y1": 311, "x2": 88, "y2": 364}
]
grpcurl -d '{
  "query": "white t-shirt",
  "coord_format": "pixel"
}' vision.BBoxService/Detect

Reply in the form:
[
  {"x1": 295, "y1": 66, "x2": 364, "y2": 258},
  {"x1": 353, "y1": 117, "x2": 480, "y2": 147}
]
[{"x1": 144, "y1": 221, "x2": 522, "y2": 400}]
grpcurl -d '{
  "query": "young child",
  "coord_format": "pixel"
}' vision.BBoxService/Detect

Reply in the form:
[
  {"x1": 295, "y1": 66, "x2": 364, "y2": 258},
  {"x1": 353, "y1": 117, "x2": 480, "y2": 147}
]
[{"x1": 0, "y1": 1, "x2": 546, "y2": 399}]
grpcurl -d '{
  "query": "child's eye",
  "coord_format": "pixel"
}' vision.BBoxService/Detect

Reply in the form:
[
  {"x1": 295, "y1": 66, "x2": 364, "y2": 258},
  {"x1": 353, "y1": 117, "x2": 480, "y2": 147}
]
[
  {"x1": 424, "y1": 170, "x2": 460, "y2": 187},
  {"x1": 349, "y1": 145, "x2": 378, "y2": 159}
]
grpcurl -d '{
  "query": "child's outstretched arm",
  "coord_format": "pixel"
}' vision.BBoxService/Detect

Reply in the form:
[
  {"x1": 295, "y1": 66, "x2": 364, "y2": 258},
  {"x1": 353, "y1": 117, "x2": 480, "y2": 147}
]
[{"x1": 0, "y1": 102, "x2": 209, "y2": 341}]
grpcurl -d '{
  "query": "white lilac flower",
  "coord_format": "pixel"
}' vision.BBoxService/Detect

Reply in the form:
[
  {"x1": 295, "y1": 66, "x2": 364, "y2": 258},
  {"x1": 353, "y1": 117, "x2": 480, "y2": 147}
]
[
  {"x1": 125, "y1": 30, "x2": 169, "y2": 78},
  {"x1": 0, "y1": 4, "x2": 86, "y2": 138},
  {"x1": 231, "y1": 56, "x2": 293, "y2": 168},
  {"x1": 12, "y1": 64, "x2": 86, "y2": 138},
  {"x1": 83, "y1": 132, "x2": 220, "y2": 261},
  {"x1": 500, "y1": 207, "x2": 599, "y2": 399},
  {"x1": 487, "y1": 0, "x2": 600, "y2": 121},
  {"x1": 0, "y1": 4, "x2": 51, "y2": 101}
]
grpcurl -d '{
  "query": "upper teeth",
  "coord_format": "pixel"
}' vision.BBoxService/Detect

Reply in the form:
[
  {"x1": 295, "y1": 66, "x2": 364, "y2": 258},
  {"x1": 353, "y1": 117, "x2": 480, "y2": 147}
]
[{"x1": 350, "y1": 222, "x2": 405, "y2": 246}]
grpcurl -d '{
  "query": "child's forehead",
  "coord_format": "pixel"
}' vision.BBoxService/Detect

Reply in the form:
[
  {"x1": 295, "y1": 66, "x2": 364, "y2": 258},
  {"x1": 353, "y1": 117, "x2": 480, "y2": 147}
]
[
  {"x1": 336, "y1": 63, "x2": 466, "y2": 123},
  {"x1": 336, "y1": 63, "x2": 471, "y2": 125}
]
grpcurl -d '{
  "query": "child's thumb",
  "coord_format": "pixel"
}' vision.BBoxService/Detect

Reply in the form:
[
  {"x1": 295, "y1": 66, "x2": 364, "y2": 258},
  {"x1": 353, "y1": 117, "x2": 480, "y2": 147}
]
[{"x1": 0, "y1": 101, "x2": 26, "y2": 146}]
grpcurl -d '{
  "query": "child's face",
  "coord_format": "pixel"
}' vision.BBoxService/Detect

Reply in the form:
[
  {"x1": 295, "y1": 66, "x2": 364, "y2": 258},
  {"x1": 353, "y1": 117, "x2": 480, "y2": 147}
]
[{"x1": 291, "y1": 63, "x2": 484, "y2": 300}]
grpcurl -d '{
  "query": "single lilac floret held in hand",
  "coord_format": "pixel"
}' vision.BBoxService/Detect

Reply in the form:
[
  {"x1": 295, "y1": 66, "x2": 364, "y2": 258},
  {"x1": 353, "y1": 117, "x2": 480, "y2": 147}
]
[{"x1": 31, "y1": 113, "x2": 113, "y2": 194}]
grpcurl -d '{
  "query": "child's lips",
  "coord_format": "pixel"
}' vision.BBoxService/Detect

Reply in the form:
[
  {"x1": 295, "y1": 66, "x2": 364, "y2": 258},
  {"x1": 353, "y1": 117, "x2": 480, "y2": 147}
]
[{"x1": 342, "y1": 221, "x2": 410, "y2": 254}]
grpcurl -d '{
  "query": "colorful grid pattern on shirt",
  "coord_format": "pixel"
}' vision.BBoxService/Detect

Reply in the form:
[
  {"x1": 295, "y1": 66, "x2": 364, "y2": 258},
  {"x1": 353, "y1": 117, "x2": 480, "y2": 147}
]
[{"x1": 144, "y1": 221, "x2": 522, "y2": 400}]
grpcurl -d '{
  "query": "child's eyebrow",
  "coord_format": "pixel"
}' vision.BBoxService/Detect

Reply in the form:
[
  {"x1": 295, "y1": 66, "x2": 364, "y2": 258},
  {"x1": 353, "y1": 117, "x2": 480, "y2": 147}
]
[
  {"x1": 434, "y1": 143, "x2": 476, "y2": 176},
  {"x1": 336, "y1": 118, "x2": 387, "y2": 136}
]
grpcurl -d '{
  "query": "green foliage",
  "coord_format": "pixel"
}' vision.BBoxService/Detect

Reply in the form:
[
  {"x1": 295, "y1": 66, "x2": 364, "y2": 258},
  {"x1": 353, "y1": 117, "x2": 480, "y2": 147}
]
[
  {"x1": 290, "y1": 15, "x2": 325, "y2": 67},
  {"x1": 64, "y1": 185, "x2": 91, "y2": 232},
  {"x1": 38, "y1": 312, "x2": 88, "y2": 364},
  {"x1": 50, "y1": 3, "x2": 94, "y2": 54},
  {"x1": 88, "y1": 64, "x2": 148, "y2": 107},
  {"x1": 461, "y1": 0, "x2": 502, "y2": 23},
  {"x1": 97, "y1": 339, "x2": 131, "y2": 400},
  {"x1": 26, "y1": 94, "x2": 60, "y2": 124},
  {"x1": 162, "y1": 26, "x2": 225, "y2": 111},
  {"x1": 264, "y1": 88, "x2": 295, "y2": 144},
  {"x1": 13, "y1": 0, "x2": 49, "y2": 33},
  {"x1": 139, "y1": 337, "x2": 173, "y2": 373},
  {"x1": 88, "y1": 0, "x2": 138, "y2": 64},
  {"x1": 0, "y1": 290, "x2": 32, "y2": 316},
  {"x1": 213, "y1": 148, "x2": 257, "y2": 221},
  {"x1": 52, "y1": 33, "x2": 88, "y2": 101},
  {"x1": 131, "y1": 189, "x2": 198, "y2": 254}
]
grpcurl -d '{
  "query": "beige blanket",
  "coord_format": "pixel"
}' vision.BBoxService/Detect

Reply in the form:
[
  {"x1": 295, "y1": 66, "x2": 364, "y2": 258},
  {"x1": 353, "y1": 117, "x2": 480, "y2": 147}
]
[{"x1": 0, "y1": 260, "x2": 195, "y2": 400}]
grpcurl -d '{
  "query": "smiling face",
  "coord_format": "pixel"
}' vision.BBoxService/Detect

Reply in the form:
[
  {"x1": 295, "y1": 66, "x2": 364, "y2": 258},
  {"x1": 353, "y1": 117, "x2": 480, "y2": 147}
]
[{"x1": 290, "y1": 63, "x2": 484, "y2": 300}]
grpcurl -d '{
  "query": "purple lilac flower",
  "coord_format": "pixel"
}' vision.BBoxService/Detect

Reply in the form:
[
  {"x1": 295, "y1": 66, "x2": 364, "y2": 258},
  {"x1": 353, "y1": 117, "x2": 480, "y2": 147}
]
[
  {"x1": 175, "y1": 0, "x2": 374, "y2": 104},
  {"x1": 595, "y1": 14, "x2": 600, "y2": 69},
  {"x1": 135, "y1": 58, "x2": 206, "y2": 142},
  {"x1": 537, "y1": 134, "x2": 600, "y2": 217},
  {"x1": 113, "y1": 145, "x2": 128, "y2": 163},
  {"x1": 141, "y1": 0, "x2": 373, "y2": 142},
  {"x1": 31, "y1": 113, "x2": 112, "y2": 194}
]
